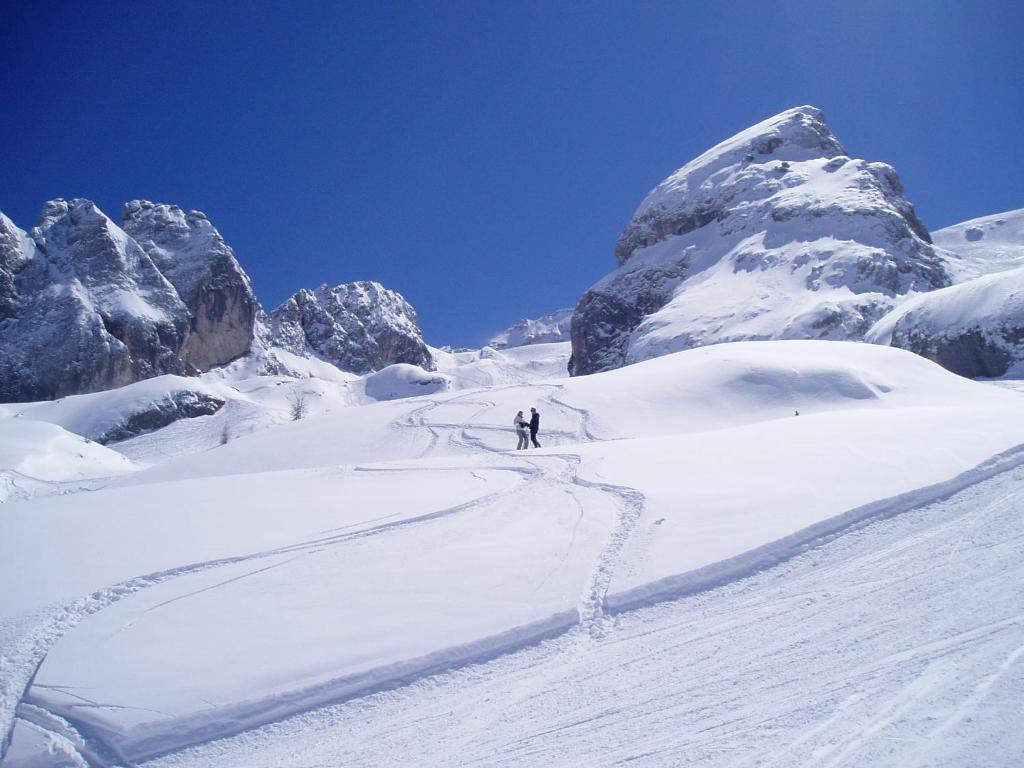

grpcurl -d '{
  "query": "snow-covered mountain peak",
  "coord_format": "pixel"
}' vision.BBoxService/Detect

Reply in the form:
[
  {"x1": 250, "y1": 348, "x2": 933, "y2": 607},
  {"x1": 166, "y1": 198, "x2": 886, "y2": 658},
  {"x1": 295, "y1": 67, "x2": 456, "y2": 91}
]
[
  {"x1": 0, "y1": 200, "x2": 191, "y2": 401},
  {"x1": 615, "y1": 106, "x2": 848, "y2": 265},
  {"x1": 29, "y1": 198, "x2": 184, "y2": 318},
  {"x1": 121, "y1": 199, "x2": 247, "y2": 299},
  {"x1": 121, "y1": 198, "x2": 258, "y2": 371},
  {"x1": 267, "y1": 279, "x2": 433, "y2": 374},
  {"x1": 0, "y1": 214, "x2": 37, "y2": 322},
  {"x1": 488, "y1": 308, "x2": 573, "y2": 349},
  {"x1": 570, "y1": 106, "x2": 949, "y2": 375}
]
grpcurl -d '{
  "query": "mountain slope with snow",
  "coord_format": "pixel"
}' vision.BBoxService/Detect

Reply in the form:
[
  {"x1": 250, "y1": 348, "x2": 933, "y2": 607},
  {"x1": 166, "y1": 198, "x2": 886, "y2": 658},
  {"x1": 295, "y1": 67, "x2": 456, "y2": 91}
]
[
  {"x1": 136, "y1": 457, "x2": 1024, "y2": 768},
  {"x1": 3, "y1": 340, "x2": 1024, "y2": 766},
  {"x1": 0, "y1": 202, "x2": 190, "y2": 402},
  {"x1": 864, "y1": 209, "x2": 1024, "y2": 378},
  {"x1": 489, "y1": 308, "x2": 573, "y2": 349},
  {"x1": 122, "y1": 200, "x2": 258, "y2": 372},
  {"x1": 265, "y1": 281, "x2": 434, "y2": 374},
  {"x1": 0, "y1": 200, "x2": 437, "y2": 403},
  {"x1": 868, "y1": 266, "x2": 1024, "y2": 378},
  {"x1": 569, "y1": 106, "x2": 949, "y2": 375},
  {"x1": 933, "y1": 208, "x2": 1024, "y2": 281}
]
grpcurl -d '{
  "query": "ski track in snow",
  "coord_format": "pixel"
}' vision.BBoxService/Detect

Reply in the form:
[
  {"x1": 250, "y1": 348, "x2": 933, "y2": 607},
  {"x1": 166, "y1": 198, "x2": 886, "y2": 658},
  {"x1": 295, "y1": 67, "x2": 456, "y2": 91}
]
[
  {"x1": 143, "y1": 459, "x2": 1024, "y2": 768},
  {"x1": 6, "y1": 384, "x2": 1024, "y2": 766},
  {"x1": 0, "y1": 464, "x2": 531, "y2": 764},
  {"x1": 2, "y1": 386, "x2": 640, "y2": 766}
]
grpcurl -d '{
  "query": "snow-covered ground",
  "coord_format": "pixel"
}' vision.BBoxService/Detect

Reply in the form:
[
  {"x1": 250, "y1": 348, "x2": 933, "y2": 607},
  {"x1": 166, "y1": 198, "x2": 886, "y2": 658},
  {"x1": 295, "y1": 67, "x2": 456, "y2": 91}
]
[
  {"x1": 143, "y1": 455, "x2": 1024, "y2": 768},
  {"x1": 934, "y1": 208, "x2": 1024, "y2": 281},
  {"x1": 2, "y1": 339, "x2": 1024, "y2": 767}
]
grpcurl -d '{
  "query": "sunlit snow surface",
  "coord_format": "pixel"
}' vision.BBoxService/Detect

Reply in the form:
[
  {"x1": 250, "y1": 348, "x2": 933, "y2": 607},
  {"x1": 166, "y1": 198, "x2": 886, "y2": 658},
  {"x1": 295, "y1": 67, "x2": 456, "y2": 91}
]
[
  {"x1": 2, "y1": 339, "x2": 1024, "y2": 767},
  {"x1": 933, "y1": 207, "x2": 1024, "y2": 281}
]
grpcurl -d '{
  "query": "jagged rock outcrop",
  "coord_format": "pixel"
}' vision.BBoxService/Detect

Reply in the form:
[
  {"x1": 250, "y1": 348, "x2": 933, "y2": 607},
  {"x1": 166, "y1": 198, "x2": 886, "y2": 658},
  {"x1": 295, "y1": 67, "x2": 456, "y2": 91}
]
[
  {"x1": 489, "y1": 308, "x2": 573, "y2": 349},
  {"x1": 0, "y1": 201, "x2": 190, "y2": 402},
  {"x1": 122, "y1": 200, "x2": 258, "y2": 371},
  {"x1": 1, "y1": 198, "x2": 435, "y2": 401},
  {"x1": 569, "y1": 106, "x2": 951, "y2": 375},
  {"x1": 268, "y1": 281, "x2": 433, "y2": 374}
]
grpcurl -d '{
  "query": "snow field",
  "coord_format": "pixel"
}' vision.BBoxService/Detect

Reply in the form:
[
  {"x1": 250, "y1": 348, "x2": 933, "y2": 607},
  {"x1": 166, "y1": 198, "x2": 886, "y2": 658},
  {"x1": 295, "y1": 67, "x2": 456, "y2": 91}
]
[
  {"x1": 137, "y1": 458, "x2": 1024, "y2": 768},
  {"x1": 3, "y1": 339, "x2": 1024, "y2": 765}
]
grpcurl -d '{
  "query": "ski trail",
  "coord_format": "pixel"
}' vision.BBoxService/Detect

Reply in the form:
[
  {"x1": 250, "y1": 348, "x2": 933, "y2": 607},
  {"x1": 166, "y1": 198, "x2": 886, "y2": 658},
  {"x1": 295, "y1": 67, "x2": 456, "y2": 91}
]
[
  {"x1": 551, "y1": 453, "x2": 646, "y2": 637},
  {"x1": 0, "y1": 469, "x2": 527, "y2": 765},
  {"x1": 546, "y1": 392, "x2": 597, "y2": 442},
  {"x1": 135, "y1": 455, "x2": 1024, "y2": 768},
  {"x1": 5, "y1": 384, "x2": 642, "y2": 765}
]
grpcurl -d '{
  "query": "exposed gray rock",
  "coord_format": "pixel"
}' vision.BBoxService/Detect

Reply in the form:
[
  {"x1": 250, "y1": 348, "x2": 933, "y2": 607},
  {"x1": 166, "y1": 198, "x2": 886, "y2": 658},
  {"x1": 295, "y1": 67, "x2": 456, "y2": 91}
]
[
  {"x1": 96, "y1": 390, "x2": 225, "y2": 443},
  {"x1": 0, "y1": 200, "x2": 189, "y2": 402},
  {"x1": 268, "y1": 281, "x2": 433, "y2": 374},
  {"x1": 569, "y1": 106, "x2": 950, "y2": 376},
  {"x1": 893, "y1": 327, "x2": 1012, "y2": 379},
  {"x1": 122, "y1": 200, "x2": 258, "y2": 372}
]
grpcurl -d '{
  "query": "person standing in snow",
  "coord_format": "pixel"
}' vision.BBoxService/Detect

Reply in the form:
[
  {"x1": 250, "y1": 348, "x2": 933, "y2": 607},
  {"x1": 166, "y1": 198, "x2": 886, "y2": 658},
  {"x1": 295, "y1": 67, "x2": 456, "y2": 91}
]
[
  {"x1": 529, "y1": 407, "x2": 541, "y2": 448},
  {"x1": 514, "y1": 410, "x2": 530, "y2": 450}
]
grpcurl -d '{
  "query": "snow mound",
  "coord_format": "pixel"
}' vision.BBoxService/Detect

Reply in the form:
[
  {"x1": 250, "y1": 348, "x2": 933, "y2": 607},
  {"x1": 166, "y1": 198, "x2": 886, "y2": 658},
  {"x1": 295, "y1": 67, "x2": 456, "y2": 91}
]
[
  {"x1": 868, "y1": 266, "x2": 1024, "y2": 378},
  {"x1": 933, "y1": 208, "x2": 1024, "y2": 281},
  {"x1": 364, "y1": 364, "x2": 451, "y2": 401},
  {"x1": 431, "y1": 341, "x2": 571, "y2": 388},
  {"x1": 3, "y1": 376, "x2": 227, "y2": 443},
  {"x1": 0, "y1": 419, "x2": 137, "y2": 502}
]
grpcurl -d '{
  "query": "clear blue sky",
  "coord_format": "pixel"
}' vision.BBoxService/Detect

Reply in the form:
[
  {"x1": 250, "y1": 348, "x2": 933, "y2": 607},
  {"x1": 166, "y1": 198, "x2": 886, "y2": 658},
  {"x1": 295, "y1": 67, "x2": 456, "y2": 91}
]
[{"x1": 2, "y1": 1, "x2": 1021, "y2": 347}]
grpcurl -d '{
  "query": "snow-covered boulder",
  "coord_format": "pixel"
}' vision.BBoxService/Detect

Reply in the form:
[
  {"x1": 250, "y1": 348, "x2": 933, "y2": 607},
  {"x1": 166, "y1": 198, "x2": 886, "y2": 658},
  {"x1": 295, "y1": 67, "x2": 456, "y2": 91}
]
[
  {"x1": 268, "y1": 281, "x2": 433, "y2": 374},
  {"x1": 868, "y1": 266, "x2": 1024, "y2": 378},
  {"x1": 489, "y1": 308, "x2": 573, "y2": 349},
  {"x1": 365, "y1": 363, "x2": 451, "y2": 401},
  {"x1": 932, "y1": 208, "x2": 1024, "y2": 282},
  {"x1": 122, "y1": 200, "x2": 258, "y2": 371},
  {"x1": 2, "y1": 375, "x2": 228, "y2": 444},
  {"x1": 569, "y1": 106, "x2": 950, "y2": 375},
  {"x1": 0, "y1": 200, "x2": 190, "y2": 402}
]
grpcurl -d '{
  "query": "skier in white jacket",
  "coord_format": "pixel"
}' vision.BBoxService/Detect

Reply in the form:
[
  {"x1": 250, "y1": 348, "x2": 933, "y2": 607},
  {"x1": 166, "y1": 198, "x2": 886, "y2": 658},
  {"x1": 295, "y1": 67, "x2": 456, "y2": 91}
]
[{"x1": 514, "y1": 411, "x2": 530, "y2": 450}]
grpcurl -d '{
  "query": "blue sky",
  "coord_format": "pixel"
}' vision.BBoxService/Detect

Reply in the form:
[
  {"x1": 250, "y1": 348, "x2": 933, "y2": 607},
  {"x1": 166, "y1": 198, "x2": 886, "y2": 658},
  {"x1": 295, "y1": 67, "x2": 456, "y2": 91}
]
[{"x1": 2, "y1": 1, "x2": 1021, "y2": 347}]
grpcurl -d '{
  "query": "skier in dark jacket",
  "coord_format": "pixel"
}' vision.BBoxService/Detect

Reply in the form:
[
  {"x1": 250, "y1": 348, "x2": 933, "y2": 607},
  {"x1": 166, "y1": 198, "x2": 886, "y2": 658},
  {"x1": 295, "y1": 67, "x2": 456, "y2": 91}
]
[{"x1": 529, "y1": 407, "x2": 540, "y2": 448}]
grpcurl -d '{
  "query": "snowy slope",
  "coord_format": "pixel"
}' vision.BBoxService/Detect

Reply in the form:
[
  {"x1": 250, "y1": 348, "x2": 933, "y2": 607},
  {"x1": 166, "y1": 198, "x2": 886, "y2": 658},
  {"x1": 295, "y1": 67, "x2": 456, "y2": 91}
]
[
  {"x1": 137, "y1": 459, "x2": 1024, "y2": 768},
  {"x1": 0, "y1": 420, "x2": 137, "y2": 503},
  {"x1": 933, "y1": 208, "x2": 1024, "y2": 281},
  {"x1": 3, "y1": 340, "x2": 1024, "y2": 766}
]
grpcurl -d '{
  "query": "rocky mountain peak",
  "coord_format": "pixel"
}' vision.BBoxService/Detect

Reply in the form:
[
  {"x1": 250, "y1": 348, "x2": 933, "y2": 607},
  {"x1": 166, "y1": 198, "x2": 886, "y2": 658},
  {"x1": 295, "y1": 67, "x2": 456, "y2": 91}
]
[
  {"x1": 489, "y1": 308, "x2": 573, "y2": 349},
  {"x1": 0, "y1": 199, "x2": 190, "y2": 402},
  {"x1": 122, "y1": 199, "x2": 258, "y2": 371},
  {"x1": 570, "y1": 106, "x2": 950, "y2": 376},
  {"x1": 268, "y1": 280, "x2": 433, "y2": 374},
  {"x1": 615, "y1": 106, "x2": 848, "y2": 266}
]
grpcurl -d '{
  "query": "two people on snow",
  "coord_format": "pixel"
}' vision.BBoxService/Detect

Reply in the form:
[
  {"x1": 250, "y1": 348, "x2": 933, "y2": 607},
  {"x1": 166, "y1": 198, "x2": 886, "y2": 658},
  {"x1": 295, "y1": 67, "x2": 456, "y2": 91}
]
[{"x1": 514, "y1": 408, "x2": 540, "y2": 450}]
